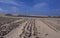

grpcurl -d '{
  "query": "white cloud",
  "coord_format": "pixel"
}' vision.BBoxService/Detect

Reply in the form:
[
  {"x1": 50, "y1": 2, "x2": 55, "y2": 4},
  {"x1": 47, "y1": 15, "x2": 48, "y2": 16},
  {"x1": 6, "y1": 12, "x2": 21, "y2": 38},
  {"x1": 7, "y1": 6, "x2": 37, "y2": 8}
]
[
  {"x1": 0, "y1": 8, "x2": 7, "y2": 12},
  {"x1": 0, "y1": 0, "x2": 50, "y2": 15},
  {"x1": 33, "y1": 2, "x2": 47, "y2": 8},
  {"x1": 0, "y1": 8, "x2": 8, "y2": 14},
  {"x1": 25, "y1": 2, "x2": 50, "y2": 15},
  {"x1": 0, "y1": 8, "x2": 3, "y2": 11},
  {"x1": 32, "y1": 2, "x2": 49, "y2": 11},
  {"x1": 0, "y1": 7, "x2": 20, "y2": 14},
  {"x1": 0, "y1": 0, "x2": 20, "y2": 6}
]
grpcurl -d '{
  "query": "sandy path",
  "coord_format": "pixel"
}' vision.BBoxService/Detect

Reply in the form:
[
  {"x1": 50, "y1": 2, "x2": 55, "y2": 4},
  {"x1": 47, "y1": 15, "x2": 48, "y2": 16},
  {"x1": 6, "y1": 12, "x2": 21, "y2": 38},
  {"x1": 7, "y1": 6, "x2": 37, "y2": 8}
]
[
  {"x1": 4, "y1": 18, "x2": 60, "y2": 38},
  {"x1": 35, "y1": 19, "x2": 60, "y2": 38}
]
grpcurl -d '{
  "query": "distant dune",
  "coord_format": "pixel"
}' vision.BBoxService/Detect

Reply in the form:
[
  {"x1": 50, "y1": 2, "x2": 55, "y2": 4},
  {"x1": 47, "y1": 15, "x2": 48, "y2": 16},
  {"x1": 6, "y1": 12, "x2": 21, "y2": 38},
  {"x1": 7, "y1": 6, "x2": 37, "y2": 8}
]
[{"x1": 0, "y1": 14, "x2": 60, "y2": 18}]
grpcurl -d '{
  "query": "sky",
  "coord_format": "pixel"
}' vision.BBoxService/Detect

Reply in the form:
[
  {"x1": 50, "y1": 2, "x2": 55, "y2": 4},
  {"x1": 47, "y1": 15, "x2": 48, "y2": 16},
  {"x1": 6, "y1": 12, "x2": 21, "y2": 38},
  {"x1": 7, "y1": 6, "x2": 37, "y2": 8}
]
[{"x1": 0, "y1": 0, "x2": 60, "y2": 16}]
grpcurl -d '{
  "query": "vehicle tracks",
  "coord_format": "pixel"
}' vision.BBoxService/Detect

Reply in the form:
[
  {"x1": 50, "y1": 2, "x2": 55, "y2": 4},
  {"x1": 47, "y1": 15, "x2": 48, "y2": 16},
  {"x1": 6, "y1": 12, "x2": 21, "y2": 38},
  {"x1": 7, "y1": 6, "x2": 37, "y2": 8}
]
[{"x1": 19, "y1": 19, "x2": 40, "y2": 38}]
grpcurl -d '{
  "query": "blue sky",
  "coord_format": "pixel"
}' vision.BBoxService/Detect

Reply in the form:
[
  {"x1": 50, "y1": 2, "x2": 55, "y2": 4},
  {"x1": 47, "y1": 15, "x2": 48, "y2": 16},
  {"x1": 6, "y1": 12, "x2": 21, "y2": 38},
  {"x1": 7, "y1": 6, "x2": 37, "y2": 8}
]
[{"x1": 0, "y1": 0, "x2": 60, "y2": 16}]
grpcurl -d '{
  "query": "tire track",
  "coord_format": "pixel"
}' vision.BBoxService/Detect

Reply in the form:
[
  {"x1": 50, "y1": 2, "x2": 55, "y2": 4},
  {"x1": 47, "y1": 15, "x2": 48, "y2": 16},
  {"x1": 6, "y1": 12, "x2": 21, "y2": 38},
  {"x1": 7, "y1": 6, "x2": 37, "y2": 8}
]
[
  {"x1": 0, "y1": 19, "x2": 28, "y2": 38},
  {"x1": 19, "y1": 19, "x2": 40, "y2": 38}
]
